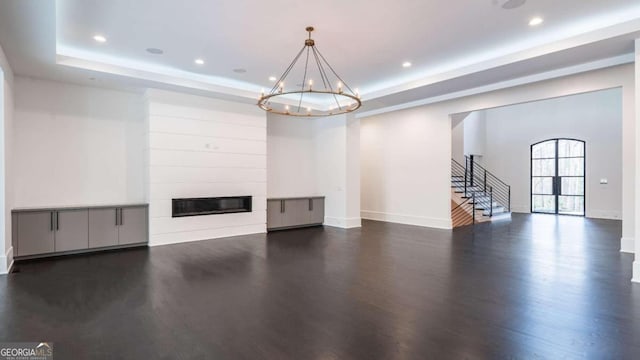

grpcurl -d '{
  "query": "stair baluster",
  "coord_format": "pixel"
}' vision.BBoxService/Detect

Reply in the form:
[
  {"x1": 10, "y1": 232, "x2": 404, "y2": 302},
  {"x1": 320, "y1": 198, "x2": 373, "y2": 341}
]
[{"x1": 451, "y1": 157, "x2": 511, "y2": 227}]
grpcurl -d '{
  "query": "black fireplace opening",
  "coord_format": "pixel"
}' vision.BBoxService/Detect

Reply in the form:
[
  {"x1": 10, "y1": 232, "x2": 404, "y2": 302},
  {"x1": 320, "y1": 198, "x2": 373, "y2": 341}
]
[{"x1": 172, "y1": 196, "x2": 252, "y2": 217}]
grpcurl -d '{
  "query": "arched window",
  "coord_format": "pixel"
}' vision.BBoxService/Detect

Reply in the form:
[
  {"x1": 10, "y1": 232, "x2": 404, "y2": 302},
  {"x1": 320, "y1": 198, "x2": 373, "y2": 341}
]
[{"x1": 531, "y1": 139, "x2": 585, "y2": 216}]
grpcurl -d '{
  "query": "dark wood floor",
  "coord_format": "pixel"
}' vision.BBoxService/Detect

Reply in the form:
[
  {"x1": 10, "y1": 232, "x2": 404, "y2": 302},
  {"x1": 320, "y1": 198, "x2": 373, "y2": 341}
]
[{"x1": 1, "y1": 214, "x2": 639, "y2": 359}]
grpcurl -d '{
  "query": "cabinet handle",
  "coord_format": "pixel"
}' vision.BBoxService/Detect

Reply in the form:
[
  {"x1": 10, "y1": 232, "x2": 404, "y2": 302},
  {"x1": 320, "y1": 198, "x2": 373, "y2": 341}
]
[
  {"x1": 120, "y1": 208, "x2": 124, "y2": 225},
  {"x1": 309, "y1": 199, "x2": 313, "y2": 211},
  {"x1": 557, "y1": 177, "x2": 562, "y2": 196},
  {"x1": 280, "y1": 200, "x2": 284, "y2": 213},
  {"x1": 115, "y1": 208, "x2": 119, "y2": 226},
  {"x1": 50, "y1": 212, "x2": 54, "y2": 231},
  {"x1": 56, "y1": 211, "x2": 59, "y2": 230}
]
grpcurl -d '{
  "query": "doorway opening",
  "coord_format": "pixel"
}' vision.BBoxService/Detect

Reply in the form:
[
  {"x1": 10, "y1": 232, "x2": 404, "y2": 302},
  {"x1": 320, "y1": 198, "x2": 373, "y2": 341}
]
[{"x1": 531, "y1": 138, "x2": 585, "y2": 216}]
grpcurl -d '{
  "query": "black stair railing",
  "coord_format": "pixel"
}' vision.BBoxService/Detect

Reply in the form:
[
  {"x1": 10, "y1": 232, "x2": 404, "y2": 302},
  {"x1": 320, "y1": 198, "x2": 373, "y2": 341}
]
[{"x1": 451, "y1": 157, "x2": 511, "y2": 218}]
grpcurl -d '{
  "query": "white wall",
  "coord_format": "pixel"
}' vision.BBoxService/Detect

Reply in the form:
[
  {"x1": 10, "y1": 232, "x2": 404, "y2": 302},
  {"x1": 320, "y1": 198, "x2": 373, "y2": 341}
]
[
  {"x1": 13, "y1": 77, "x2": 146, "y2": 207},
  {"x1": 146, "y1": 89, "x2": 267, "y2": 246},
  {"x1": 360, "y1": 64, "x2": 635, "y2": 236},
  {"x1": 450, "y1": 113, "x2": 466, "y2": 164},
  {"x1": 481, "y1": 89, "x2": 622, "y2": 218},
  {"x1": 463, "y1": 111, "x2": 486, "y2": 158},
  {"x1": 361, "y1": 105, "x2": 453, "y2": 229},
  {"x1": 267, "y1": 113, "x2": 319, "y2": 197}
]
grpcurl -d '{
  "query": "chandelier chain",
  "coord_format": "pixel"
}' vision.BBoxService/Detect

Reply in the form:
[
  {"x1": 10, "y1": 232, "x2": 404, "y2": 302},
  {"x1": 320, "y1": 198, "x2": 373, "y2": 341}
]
[
  {"x1": 297, "y1": 46, "x2": 311, "y2": 112},
  {"x1": 315, "y1": 45, "x2": 357, "y2": 95},
  {"x1": 311, "y1": 46, "x2": 341, "y2": 110}
]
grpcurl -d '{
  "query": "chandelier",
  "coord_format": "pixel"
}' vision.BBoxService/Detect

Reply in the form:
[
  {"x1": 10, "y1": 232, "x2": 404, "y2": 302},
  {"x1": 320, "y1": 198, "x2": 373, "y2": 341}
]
[{"x1": 258, "y1": 27, "x2": 361, "y2": 117}]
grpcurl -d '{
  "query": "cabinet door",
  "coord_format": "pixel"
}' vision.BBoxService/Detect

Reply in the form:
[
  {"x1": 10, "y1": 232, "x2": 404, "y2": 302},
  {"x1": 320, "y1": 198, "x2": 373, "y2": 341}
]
[
  {"x1": 267, "y1": 200, "x2": 285, "y2": 229},
  {"x1": 282, "y1": 199, "x2": 310, "y2": 227},
  {"x1": 118, "y1": 207, "x2": 148, "y2": 245},
  {"x1": 309, "y1": 198, "x2": 325, "y2": 225},
  {"x1": 89, "y1": 208, "x2": 119, "y2": 248},
  {"x1": 17, "y1": 211, "x2": 55, "y2": 256},
  {"x1": 55, "y1": 209, "x2": 89, "y2": 252}
]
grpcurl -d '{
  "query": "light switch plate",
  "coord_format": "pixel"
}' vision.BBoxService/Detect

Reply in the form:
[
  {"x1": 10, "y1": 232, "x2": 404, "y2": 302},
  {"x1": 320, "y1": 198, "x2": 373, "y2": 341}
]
[{"x1": 600, "y1": 178, "x2": 608, "y2": 184}]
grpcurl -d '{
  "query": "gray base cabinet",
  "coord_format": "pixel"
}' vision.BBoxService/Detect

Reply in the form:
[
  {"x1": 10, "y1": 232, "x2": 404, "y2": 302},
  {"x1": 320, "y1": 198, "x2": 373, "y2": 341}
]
[
  {"x1": 309, "y1": 198, "x2": 324, "y2": 224},
  {"x1": 267, "y1": 200, "x2": 285, "y2": 229},
  {"x1": 16, "y1": 211, "x2": 55, "y2": 257},
  {"x1": 55, "y1": 209, "x2": 89, "y2": 252},
  {"x1": 89, "y1": 208, "x2": 119, "y2": 248},
  {"x1": 267, "y1": 197, "x2": 325, "y2": 231},
  {"x1": 119, "y1": 207, "x2": 148, "y2": 245},
  {"x1": 13, "y1": 204, "x2": 148, "y2": 260}
]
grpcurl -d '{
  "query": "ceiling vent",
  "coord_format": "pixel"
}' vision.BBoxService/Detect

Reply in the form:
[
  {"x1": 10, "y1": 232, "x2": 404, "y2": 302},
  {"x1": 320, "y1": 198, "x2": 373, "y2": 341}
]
[{"x1": 498, "y1": 0, "x2": 526, "y2": 10}]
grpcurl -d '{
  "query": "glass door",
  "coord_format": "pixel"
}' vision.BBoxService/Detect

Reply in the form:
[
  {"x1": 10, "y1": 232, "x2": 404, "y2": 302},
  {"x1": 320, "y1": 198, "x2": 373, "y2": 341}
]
[{"x1": 531, "y1": 139, "x2": 585, "y2": 216}]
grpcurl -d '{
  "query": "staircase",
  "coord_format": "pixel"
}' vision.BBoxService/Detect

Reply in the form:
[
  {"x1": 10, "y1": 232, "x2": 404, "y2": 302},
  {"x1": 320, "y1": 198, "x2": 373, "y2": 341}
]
[{"x1": 451, "y1": 156, "x2": 511, "y2": 228}]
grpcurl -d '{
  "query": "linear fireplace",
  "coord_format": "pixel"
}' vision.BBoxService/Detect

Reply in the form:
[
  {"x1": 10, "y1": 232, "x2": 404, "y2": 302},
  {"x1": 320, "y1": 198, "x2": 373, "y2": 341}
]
[{"x1": 172, "y1": 196, "x2": 252, "y2": 217}]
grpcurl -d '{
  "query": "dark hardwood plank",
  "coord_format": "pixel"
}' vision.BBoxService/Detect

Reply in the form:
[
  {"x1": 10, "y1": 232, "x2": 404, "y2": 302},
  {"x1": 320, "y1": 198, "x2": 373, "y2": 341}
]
[{"x1": 0, "y1": 214, "x2": 638, "y2": 359}]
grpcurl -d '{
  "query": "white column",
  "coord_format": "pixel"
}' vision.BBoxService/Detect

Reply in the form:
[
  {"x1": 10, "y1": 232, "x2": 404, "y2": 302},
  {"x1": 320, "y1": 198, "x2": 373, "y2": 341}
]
[
  {"x1": 315, "y1": 113, "x2": 361, "y2": 228},
  {"x1": 634, "y1": 39, "x2": 640, "y2": 282},
  {"x1": 0, "y1": 69, "x2": 6, "y2": 275}
]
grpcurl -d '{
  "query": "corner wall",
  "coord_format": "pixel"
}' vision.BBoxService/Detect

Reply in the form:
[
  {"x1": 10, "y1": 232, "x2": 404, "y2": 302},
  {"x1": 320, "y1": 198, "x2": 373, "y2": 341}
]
[
  {"x1": 315, "y1": 113, "x2": 361, "y2": 228},
  {"x1": 146, "y1": 90, "x2": 267, "y2": 246}
]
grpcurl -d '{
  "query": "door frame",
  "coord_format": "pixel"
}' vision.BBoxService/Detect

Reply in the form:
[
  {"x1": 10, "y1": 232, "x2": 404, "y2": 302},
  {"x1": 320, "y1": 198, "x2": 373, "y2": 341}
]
[{"x1": 530, "y1": 138, "x2": 586, "y2": 216}]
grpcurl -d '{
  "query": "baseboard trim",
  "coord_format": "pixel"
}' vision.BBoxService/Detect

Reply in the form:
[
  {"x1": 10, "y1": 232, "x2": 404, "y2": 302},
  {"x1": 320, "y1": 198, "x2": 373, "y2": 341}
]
[
  {"x1": 633, "y1": 261, "x2": 640, "y2": 283},
  {"x1": 621, "y1": 237, "x2": 635, "y2": 254},
  {"x1": 0, "y1": 246, "x2": 14, "y2": 275},
  {"x1": 324, "y1": 217, "x2": 362, "y2": 229},
  {"x1": 361, "y1": 210, "x2": 452, "y2": 230},
  {"x1": 586, "y1": 210, "x2": 622, "y2": 221},
  {"x1": 510, "y1": 206, "x2": 529, "y2": 214}
]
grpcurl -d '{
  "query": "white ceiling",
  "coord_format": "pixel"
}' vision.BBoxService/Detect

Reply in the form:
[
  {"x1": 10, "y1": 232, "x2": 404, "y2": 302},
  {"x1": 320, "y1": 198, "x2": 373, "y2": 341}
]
[{"x1": 1, "y1": 0, "x2": 640, "y2": 112}]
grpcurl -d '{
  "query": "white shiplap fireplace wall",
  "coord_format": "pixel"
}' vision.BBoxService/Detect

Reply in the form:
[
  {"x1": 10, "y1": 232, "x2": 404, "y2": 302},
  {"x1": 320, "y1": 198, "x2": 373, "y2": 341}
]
[{"x1": 145, "y1": 90, "x2": 267, "y2": 246}]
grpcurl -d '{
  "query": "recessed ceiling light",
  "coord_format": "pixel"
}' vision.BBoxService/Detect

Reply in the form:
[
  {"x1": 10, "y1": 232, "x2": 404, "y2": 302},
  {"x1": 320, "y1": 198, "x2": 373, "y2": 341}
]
[
  {"x1": 402, "y1": 61, "x2": 412, "y2": 68},
  {"x1": 501, "y1": 0, "x2": 526, "y2": 10},
  {"x1": 146, "y1": 48, "x2": 164, "y2": 55},
  {"x1": 529, "y1": 17, "x2": 544, "y2": 26},
  {"x1": 195, "y1": 58, "x2": 205, "y2": 65},
  {"x1": 93, "y1": 35, "x2": 107, "y2": 43},
  {"x1": 268, "y1": 76, "x2": 277, "y2": 82}
]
